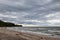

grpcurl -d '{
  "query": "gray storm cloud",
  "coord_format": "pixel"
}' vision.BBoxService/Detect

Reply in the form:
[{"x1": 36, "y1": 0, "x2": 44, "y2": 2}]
[{"x1": 0, "y1": 0, "x2": 60, "y2": 26}]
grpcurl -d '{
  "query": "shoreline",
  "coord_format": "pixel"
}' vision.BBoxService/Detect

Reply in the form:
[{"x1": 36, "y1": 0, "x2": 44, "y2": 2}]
[
  {"x1": 11, "y1": 29, "x2": 60, "y2": 38},
  {"x1": 0, "y1": 29, "x2": 60, "y2": 40},
  {"x1": 7, "y1": 27, "x2": 60, "y2": 38}
]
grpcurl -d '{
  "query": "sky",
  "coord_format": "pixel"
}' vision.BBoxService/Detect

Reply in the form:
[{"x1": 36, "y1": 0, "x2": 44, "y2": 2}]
[{"x1": 0, "y1": 0, "x2": 60, "y2": 26}]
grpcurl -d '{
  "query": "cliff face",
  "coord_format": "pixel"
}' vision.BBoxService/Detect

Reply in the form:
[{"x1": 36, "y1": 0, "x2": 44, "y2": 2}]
[{"x1": 0, "y1": 20, "x2": 22, "y2": 27}]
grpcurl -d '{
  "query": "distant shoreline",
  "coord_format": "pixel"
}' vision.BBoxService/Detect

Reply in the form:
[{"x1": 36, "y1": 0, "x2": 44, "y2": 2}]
[{"x1": 0, "y1": 20, "x2": 22, "y2": 27}]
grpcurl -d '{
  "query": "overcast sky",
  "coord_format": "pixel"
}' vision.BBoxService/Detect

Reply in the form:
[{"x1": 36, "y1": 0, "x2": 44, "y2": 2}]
[{"x1": 0, "y1": 0, "x2": 60, "y2": 26}]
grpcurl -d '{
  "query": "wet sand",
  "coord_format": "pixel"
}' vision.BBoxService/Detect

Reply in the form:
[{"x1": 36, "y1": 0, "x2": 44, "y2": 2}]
[{"x1": 0, "y1": 29, "x2": 60, "y2": 40}]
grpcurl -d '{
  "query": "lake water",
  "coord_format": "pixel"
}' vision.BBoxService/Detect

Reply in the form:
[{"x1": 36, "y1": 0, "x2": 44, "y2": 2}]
[{"x1": 7, "y1": 27, "x2": 60, "y2": 38}]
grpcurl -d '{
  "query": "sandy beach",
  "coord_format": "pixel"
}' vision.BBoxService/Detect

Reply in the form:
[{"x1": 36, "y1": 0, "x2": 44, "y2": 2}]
[{"x1": 0, "y1": 29, "x2": 60, "y2": 40}]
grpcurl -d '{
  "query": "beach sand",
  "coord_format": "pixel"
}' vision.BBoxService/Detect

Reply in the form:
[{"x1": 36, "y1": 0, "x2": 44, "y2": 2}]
[{"x1": 0, "y1": 29, "x2": 60, "y2": 40}]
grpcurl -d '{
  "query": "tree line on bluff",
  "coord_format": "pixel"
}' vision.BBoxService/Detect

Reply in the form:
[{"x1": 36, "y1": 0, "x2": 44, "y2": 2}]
[{"x1": 0, "y1": 20, "x2": 22, "y2": 27}]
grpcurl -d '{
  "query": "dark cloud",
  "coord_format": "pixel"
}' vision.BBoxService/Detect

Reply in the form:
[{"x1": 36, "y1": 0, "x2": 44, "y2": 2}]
[{"x1": 0, "y1": 0, "x2": 60, "y2": 26}]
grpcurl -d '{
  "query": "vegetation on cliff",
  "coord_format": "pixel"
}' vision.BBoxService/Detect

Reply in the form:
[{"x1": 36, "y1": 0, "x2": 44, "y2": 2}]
[{"x1": 0, "y1": 20, "x2": 22, "y2": 27}]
